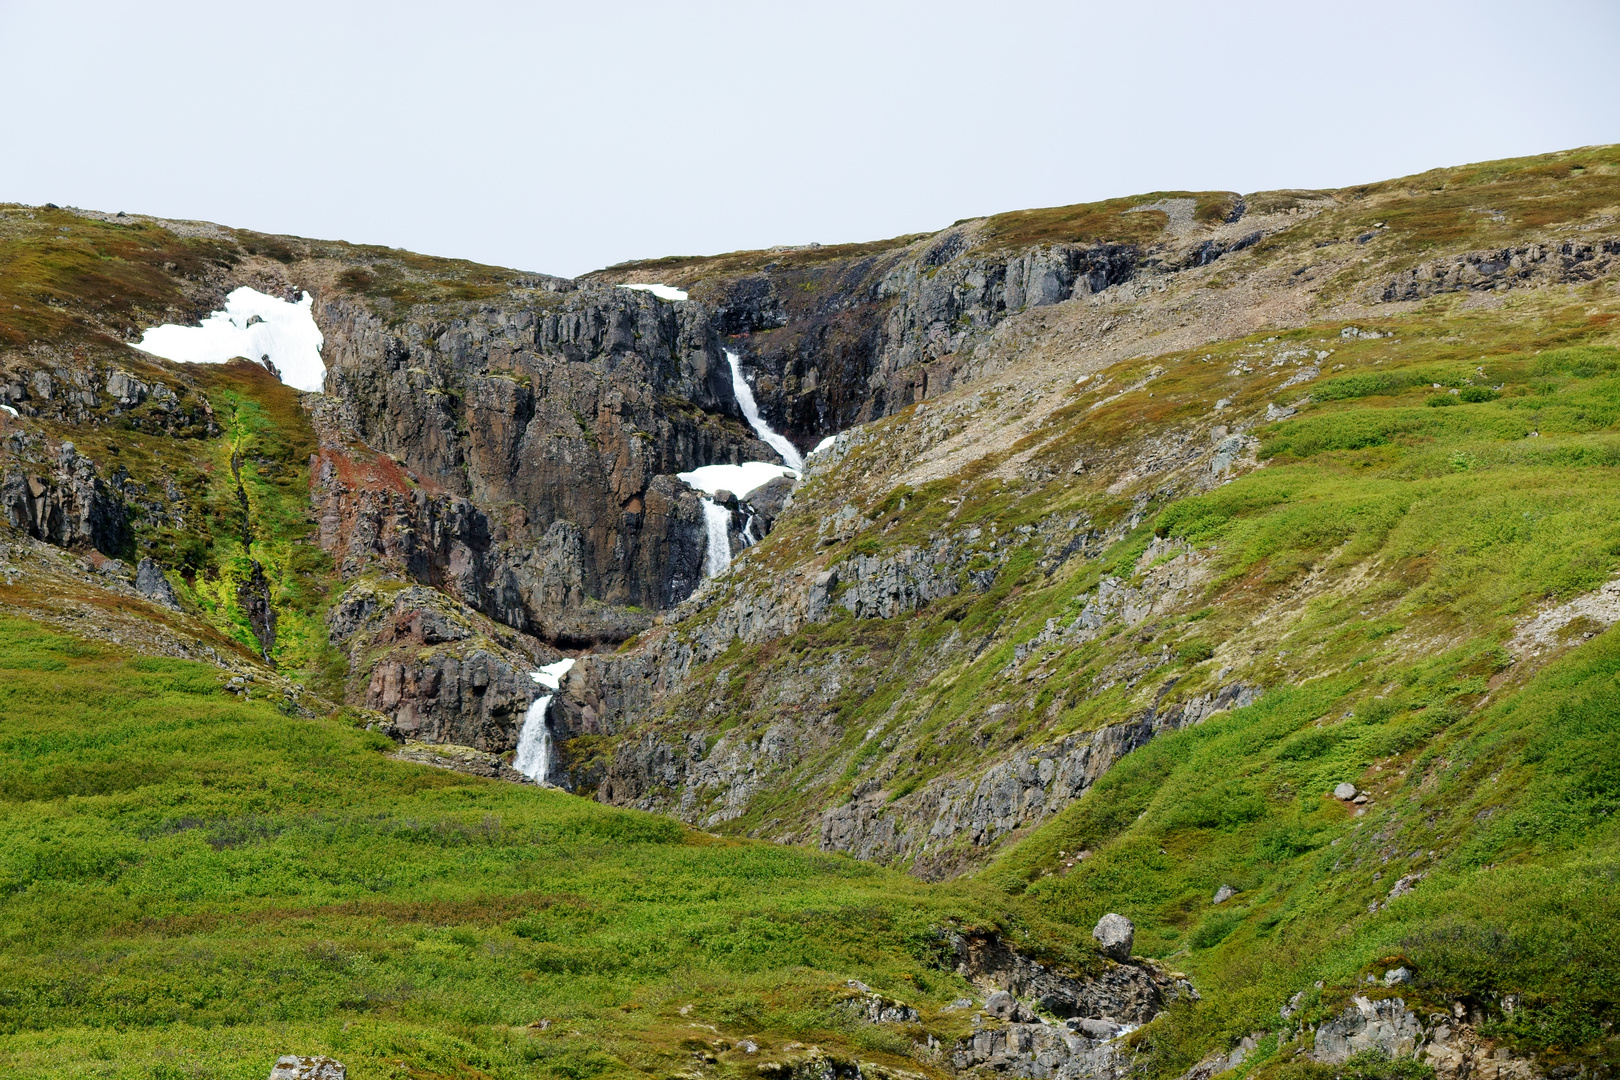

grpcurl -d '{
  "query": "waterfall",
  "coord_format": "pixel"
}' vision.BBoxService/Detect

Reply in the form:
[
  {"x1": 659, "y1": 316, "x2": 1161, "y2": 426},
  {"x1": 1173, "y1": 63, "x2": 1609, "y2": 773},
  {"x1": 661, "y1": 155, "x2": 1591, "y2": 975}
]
[
  {"x1": 514, "y1": 657, "x2": 575, "y2": 784},
  {"x1": 701, "y1": 498, "x2": 733, "y2": 577},
  {"x1": 512, "y1": 695, "x2": 554, "y2": 782},
  {"x1": 673, "y1": 352, "x2": 804, "y2": 578},
  {"x1": 726, "y1": 350, "x2": 804, "y2": 470}
]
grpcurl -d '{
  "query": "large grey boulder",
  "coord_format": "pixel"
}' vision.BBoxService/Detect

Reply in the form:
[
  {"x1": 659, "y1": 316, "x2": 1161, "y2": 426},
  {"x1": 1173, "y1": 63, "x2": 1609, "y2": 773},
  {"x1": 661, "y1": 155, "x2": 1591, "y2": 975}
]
[
  {"x1": 1093, "y1": 913, "x2": 1134, "y2": 961},
  {"x1": 1312, "y1": 995, "x2": 1424, "y2": 1063},
  {"x1": 134, "y1": 557, "x2": 179, "y2": 609},
  {"x1": 269, "y1": 1056, "x2": 345, "y2": 1080},
  {"x1": 1333, "y1": 782, "x2": 1358, "y2": 800}
]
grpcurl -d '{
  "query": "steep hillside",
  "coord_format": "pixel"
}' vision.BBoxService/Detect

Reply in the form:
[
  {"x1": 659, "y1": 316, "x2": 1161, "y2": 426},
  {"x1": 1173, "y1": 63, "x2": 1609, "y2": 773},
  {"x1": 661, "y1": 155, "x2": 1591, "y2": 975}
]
[{"x1": 1, "y1": 146, "x2": 1618, "y2": 1079}]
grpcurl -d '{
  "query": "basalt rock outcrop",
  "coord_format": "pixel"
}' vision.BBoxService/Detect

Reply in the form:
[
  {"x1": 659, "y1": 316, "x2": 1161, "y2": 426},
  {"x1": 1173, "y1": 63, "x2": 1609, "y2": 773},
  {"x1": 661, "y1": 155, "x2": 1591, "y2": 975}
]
[
  {"x1": 328, "y1": 581, "x2": 558, "y2": 752},
  {"x1": 817, "y1": 682, "x2": 1259, "y2": 874},
  {"x1": 1, "y1": 440, "x2": 130, "y2": 557},
  {"x1": 312, "y1": 287, "x2": 781, "y2": 636},
  {"x1": 946, "y1": 929, "x2": 1194, "y2": 1023},
  {"x1": 945, "y1": 928, "x2": 1197, "y2": 1080},
  {"x1": 1377, "y1": 236, "x2": 1620, "y2": 302}
]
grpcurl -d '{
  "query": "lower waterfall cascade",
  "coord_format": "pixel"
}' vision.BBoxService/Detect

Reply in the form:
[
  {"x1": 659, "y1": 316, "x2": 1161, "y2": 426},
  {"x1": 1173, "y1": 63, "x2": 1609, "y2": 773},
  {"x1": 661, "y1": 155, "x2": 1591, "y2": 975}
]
[{"x1": 513, "y1": 657, "x2": 576, "y2": 784}]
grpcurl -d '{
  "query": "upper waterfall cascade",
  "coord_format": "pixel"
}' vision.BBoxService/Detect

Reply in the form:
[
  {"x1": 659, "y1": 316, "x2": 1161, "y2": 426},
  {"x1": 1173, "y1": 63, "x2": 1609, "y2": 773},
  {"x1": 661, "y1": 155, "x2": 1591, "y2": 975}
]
[
  {"x1": 726, "y1": 350, "x2": 804, "y2": 471},
  {"x1": 675, "y1": 352, "x2": 808, "y2": 577}
]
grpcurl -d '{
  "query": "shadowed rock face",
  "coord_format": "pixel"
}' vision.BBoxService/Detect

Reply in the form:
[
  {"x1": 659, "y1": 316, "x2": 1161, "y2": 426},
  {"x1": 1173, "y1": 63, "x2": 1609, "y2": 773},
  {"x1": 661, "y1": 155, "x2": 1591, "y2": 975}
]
[
  {"x1": 1, "y1": 442, "x2": 130, "y2": 558},
  {"x1": 310, "y1": 293, "x2": 774, "y2": 642}
]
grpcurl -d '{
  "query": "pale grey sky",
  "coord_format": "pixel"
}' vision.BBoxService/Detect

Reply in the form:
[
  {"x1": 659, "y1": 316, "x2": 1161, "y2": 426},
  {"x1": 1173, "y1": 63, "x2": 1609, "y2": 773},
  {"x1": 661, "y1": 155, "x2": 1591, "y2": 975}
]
[{"x1": 3, "y1": 1, "x2": 1616, "y2": 278}]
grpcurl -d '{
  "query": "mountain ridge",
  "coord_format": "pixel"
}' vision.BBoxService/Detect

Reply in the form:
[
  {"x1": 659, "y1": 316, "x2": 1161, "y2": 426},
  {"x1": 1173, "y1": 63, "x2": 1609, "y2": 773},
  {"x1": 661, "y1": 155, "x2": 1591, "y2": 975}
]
[{"x1": 1, "y1": 143, "x2": 1618, "y2": 1079}]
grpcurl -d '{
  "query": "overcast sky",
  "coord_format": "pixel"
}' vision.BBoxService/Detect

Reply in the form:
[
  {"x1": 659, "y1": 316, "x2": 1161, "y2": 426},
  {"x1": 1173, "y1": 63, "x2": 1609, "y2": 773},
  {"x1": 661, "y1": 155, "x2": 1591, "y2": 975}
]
[{"x1": 2, "y1": 1, "x2": 1616, "y2": 279}]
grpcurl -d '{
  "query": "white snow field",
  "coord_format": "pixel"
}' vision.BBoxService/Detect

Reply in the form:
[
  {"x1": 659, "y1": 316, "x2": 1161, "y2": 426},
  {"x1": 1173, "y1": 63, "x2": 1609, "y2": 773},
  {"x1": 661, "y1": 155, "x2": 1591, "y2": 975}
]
[
  {"x1": 809, "y1": 434, "x2": 837, "y2": 457},
  {"x1": 725, "y1": 350, "x2": 804, "y2": 470},
  {"x1": 514, "y1": 658, "x2": 576, "y2": 784},
  {"x1": 617, "y1": 283, "x2": 688, "y2": 302},
  {"x1": 530, "y1": 657, "x2": 576, "y2": 691},
  {"x1": 131, "y1": 287, "x2": 326, "y2": 393},
  {"x1": 676, "y1": 461, "x2": 798, "y2": 500}
]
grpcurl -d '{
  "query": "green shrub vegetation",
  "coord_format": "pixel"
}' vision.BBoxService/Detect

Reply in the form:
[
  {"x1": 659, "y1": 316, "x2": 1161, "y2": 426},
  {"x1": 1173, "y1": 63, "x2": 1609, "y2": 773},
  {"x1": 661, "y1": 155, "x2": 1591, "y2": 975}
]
[{"x1": 0, "y1": 616, "x2": 1080, "y2": 1078}]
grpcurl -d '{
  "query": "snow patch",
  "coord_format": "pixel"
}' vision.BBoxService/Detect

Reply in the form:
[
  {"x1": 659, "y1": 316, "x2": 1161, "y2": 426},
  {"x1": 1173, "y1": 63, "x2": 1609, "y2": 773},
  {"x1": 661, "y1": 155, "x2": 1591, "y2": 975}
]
[
  {"x1": 132, "y1": 287, "x2": 326, "y2": 393},
  {"x1": 677, "y1": 462, "x2": 797, "y2": 500},
  {"x1": 726, "y1": 350, "x2": 804, "y2": 470},
  {"x1": 0, "y1": 404, "x2": 17, "y2": 418},
  {"x1": 529, "y1": 656, "x2": 575, "y2": 690},
  {"x1": 618, "y1": 283, "x2": 688, "y2": 302},
  {"x1": 809, "y1": 434, "x2": 837, "y2": 457}
]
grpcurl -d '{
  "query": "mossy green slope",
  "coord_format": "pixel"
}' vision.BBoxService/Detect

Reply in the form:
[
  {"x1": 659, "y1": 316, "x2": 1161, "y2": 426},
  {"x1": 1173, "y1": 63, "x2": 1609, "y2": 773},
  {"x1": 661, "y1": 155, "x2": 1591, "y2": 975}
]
[
  {"x1": 0, "y1": 616, "x2": 1091, "y2": 1079},
  {"x1": 608, "y1": 281, "x2": 1620, "y2": 1074}
]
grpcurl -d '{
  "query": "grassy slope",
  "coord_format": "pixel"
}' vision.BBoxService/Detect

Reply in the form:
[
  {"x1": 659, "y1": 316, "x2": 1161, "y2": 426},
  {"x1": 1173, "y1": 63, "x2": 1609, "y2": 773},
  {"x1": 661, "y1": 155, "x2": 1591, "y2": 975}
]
[
  {"x1": 606, "y1": 280, "x2": 1620, "y2": 1074},
  {"x1": 0, "y1": 616, "x2": 1097, "y2": 1080},
  {"x1": 5, "y1": 147, "x2": 1620, "y2": 1077}
]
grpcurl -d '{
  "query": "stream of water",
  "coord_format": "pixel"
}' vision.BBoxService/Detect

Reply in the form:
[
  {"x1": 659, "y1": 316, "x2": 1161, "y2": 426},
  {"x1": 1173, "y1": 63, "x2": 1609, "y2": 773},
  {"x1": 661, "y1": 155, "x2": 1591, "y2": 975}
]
[
  {"x1": 674, "y1": 352, "x2": 806, "y2": 577},
  {"x1": 513, "y1": 657, "x2": 576, "y2": 784}
]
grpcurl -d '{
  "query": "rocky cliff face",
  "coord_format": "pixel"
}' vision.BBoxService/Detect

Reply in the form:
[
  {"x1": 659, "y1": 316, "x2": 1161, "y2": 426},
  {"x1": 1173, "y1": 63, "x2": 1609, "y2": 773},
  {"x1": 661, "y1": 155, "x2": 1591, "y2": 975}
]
[
  {"x1": 312, "y1": 288, "x2": 780, "y2": 641},
  {"x1": 327, "y1": 579, "x2": 557, "y2": 751},
  {"x1": 594, "y1": 216, "x2": 1243, "y2": 447},
  {"x1": 1, "y1": 440, "x2": 130, "y2": 557}
]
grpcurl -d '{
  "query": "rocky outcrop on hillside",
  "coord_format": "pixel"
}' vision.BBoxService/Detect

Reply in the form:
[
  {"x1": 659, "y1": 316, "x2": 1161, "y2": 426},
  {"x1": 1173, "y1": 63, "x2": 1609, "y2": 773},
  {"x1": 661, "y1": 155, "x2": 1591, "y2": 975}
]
[
  {"x1": 328, "y1": 581, "x2": 558, "y2": 751},
  {"x1": 947, "y1": 928, "x2": 1194, "y2": 1022},
  {"x1": 1378, "y1": 236, "x2": 1620, "y2": 301},
  {"x1": 941, "y1": 926, "x2": 1197, "y2": 1079},
  {"x1": 818, "y1": 682, "x2": 1260, "y2": 875},
  {"x1": 313, "y1": 287, "x2": 779, "y2": 630},
  {"x1": 1, "y1": 358, "x2": 216, "y2": 436},
  {"x1": 1, "y1": 440, "x2": 130, "y2": 557}
]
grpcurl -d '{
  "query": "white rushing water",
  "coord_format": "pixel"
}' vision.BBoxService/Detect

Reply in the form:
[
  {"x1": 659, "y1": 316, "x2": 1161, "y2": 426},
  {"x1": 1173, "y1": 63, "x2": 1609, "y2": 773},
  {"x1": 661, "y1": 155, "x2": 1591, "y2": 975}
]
[
  {"x1": 131, "y1": 286, "x2": 327, "y2": 393},
  {"x1": 700, "y1": 499, "x2": 734, "y2": 577},
  {"x1": 618, "y1": 282, "x2": 688, "y2": 301},
  {"x1": 673, "y1": 352, "x2": 807, "y2": 578},
  {"x1": 725, "y1": 350, "x2": 804, "y2": 470},
  {"x1": 513, "y1": 657, "x2": 576, "y2": 784}
]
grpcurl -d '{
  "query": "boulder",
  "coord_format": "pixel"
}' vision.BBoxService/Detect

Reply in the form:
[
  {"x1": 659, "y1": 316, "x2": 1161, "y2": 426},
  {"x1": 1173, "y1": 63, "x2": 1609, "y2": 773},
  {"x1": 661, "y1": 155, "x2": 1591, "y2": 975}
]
[
  {"x1": 1313, "y1": 995, "x2": 1423, "y2": 1063},
  {"x1": 269, "y1": 1056, "x2": 345, "y2": 1080},
  {"x1": 1333, "y1": 782, "x2": 1358, "y2": 800},
  {"x1": 134, "y1": 557, "x2": 180, "y2": 609},
  {"x1": 1093, "y1": 913, "x2": 1134, "y2": 961},
  {"x1": 1212, "y1": 884, "x2": 1237, "y2": 905}
]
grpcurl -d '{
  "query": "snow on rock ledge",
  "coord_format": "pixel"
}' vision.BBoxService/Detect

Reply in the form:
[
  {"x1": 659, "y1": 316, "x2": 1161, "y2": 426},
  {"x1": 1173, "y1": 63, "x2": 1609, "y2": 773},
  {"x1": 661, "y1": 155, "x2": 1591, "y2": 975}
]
[
  {"x1": 132, "y1": 287, "x2": 326, "y2": 393},
  {"x1": 617, "y1": 283, "x2": 688, "y2": 302}
]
